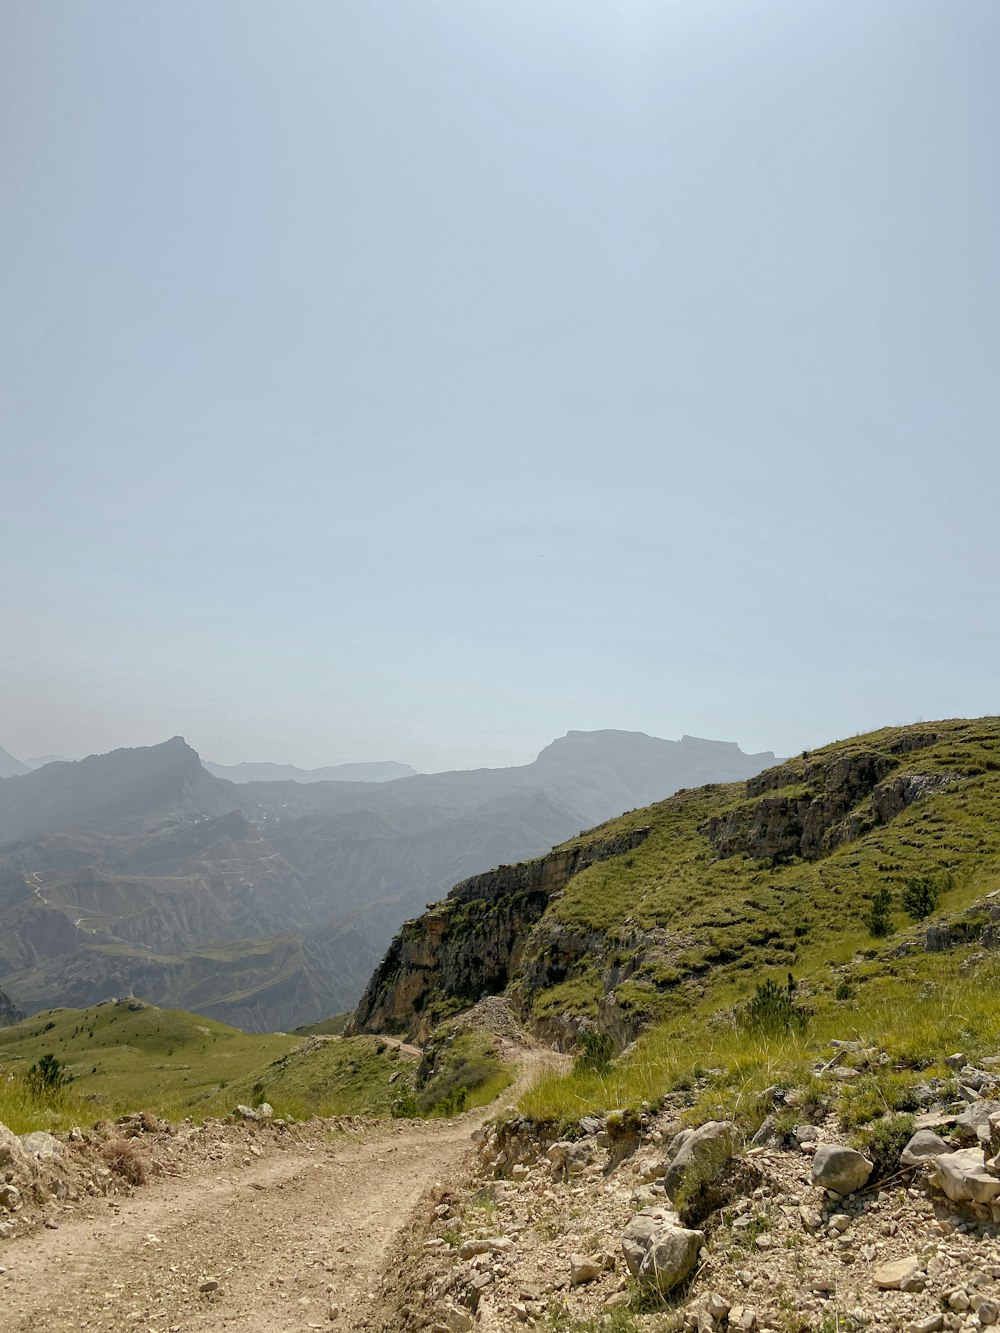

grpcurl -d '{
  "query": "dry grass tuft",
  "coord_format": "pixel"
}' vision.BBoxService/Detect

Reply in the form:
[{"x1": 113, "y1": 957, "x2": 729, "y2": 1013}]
[{"x1": 102, "y1": 1137, "x2": 148, "y2": 1186}]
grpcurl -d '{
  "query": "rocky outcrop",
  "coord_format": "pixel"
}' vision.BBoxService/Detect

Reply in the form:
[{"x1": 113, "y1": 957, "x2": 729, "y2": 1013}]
[
  {"x1": 707, "y1": 749, "x2": 956, "y2": 863},
  {"x1": 0, "y1": 985, "x2": 23, "y2": 1026},
  {"x1": 347, "y1": 828, "x2": 649, "y2": 1041}
]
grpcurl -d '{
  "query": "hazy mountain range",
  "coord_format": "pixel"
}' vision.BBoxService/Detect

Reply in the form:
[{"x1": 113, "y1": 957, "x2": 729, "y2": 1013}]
[
  {"x1": 0, "y1": 730, "x2": 778, "y2": 1030},
  {"x1": 203, "y1": 759, "x2": 416, "y2": 784},
  {"x1": 0, "y1": 744, "x2": 414, "y2": 785}
]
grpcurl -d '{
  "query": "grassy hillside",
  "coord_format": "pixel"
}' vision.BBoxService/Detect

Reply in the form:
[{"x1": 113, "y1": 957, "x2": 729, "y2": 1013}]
[
  {"x1": 517, "y1": 717, "x2": 1000, "y2": 1029},
  {"x1": 0, "y1": 999, "x2": 298, "y2": 1129},
  {"x1": 221, "y1": 1033, "x2": 419, "y2": 1119},
  {"x1": 512, "y1": 717, "x2": 1000, "y2": 1124},
  {"x1": 345, "y1": 717, "x2": 1000, "y2": 1129}
]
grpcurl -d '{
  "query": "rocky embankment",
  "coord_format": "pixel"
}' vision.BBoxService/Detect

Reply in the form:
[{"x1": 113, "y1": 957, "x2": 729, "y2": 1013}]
[
  {"x1": 373, "y1": 1050, "x2": 1000, "y2": 1333},
  {"x1": 348, "y1": 828, "x2": 649, "y2": 1042}
]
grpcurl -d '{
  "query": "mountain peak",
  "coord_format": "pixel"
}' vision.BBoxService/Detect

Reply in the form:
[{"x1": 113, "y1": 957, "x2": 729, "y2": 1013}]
[{"x1": 0, "y1": 737, "x2": 233, "y2": 846}]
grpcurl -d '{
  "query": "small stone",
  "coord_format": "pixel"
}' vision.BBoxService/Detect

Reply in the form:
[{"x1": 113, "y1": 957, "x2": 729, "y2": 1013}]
[
  {"x1": 908, "y1": 1317, "x2": 943, "y2": 1333},
  {"x1": 707, "y1": 1292, "x2": 731, "y2": 1319},
  {"x1": 947, "y1": 1289, "x2": 970, "y2": 1313},
  {"x1": 873, "y1": 1256, "x2": 923, "y2": 1291},
  {"x1": 569, "y1": 1253, "x2": 603, "y2": 1286},
  {"x1": 199, "y1": 1280, "x2": 220, "y2": 1294}
]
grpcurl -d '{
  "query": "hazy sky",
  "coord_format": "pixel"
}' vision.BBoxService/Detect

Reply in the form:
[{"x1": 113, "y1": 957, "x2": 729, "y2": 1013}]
[{"x1": 2, "y1": 1, "x2": 997, "y2": 773}]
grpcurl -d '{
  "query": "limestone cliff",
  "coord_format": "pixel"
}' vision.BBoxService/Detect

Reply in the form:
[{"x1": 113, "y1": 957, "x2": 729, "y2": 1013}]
[{"x1": 347, "y1": 827, "x2": 649, "y2": 1041}]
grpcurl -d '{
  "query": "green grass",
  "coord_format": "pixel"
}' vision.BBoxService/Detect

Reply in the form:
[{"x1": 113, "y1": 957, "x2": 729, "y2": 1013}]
[
  {"x1": 416, "y1": 1028, "x2": 513, "y2": 1115},
  {"x1": 219, "y1": 1034, "x2": 419, "y2": 1119},
  {"x1": 293, "y1": 1012, "x2": 350, "y2": 1036},
  {"x1": 0, "y1": 1000, "x2": 420, "y2": 1127},
  {"x1": 0, "y1": 999, "x2": 297, "y2": 1126},
  {"x1": 520, "y1": 950, "x2": 1000, "y2": 1131}
]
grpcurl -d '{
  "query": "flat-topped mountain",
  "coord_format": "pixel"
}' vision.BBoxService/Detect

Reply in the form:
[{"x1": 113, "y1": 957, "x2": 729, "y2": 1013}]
[
  {"x1": 204, "y1": 759, "x2": 417, "y2": 784},
  {"x1": 0, "y1": 728, "x2": 780, "y2": 1029}
]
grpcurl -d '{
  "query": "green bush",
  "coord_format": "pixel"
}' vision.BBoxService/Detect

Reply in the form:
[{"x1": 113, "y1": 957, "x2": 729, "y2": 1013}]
[
  {"x1": 853, "y1": 1112, "x2": 915, "y2": 1181},
  {"x1": 27, "y1": 1052, "x2": 67, "y2": 1094},
  {"x1": 900, "y1": 876, "x2": 939, "y2": 921},
  {"x1": 390, "y1": 1088, "x2": 418, "y2": 1118},
  {"x1": 863, "y1": 889, "x2": 894, "y2": 938},
  {"x1": 738, "y1": 978, "x2": 809, "y2": 1036}
]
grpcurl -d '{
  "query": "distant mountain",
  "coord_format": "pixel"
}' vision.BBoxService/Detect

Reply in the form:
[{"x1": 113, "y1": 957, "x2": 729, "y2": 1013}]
[
  {"x1": 23, "y1": 755, "x2": 72, "y2": 771},
  {"x1": 0, "y1": 746, "x2": 29, "y2": 779},
  {"x1": 0, "y1": 729, "x2": 779, "y2": 1030},
  {"x1": 229, "y1": 729, "x2": 779, "y2": 832},
  {"x1": 204, "y1": 758, "x2": 417, "y2": 784},
  {"x1": 0, "y1": 737, "x2": 235, "y2": 844},
  {"x1": 0, "y1": 984, "x2": 23, "y2": 1026}
]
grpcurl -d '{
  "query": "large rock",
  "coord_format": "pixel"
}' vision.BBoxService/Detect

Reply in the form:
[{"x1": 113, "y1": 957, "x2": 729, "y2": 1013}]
[
  {"x1": 0, "y1": 1122, "x2": 33, "y2": 1177},
  {"x1": 622, "y1": 1207, "x2": 679, "y2": 1275},
  {"x1": 901, "y1": 1130, "x2": 950, "y2": 1167},
  {"x1": 20, "y1": 1131, "x2": 63, "y2": 1161},
  {"x1": 954, "y1": 1100, "x2": 1000, "y2": 1146},
  {"x1": 546, "y1": 1139, "x2": 595, "y2": 1177},
  {"x1": 810, "y1": 1144, "x2": 873, "y2": 1195},
  {"x1": 621, "y1": 1207, "x2": 704, "y2": 1293},
  {"x1": 932, "y1": 1147, "x2": 1000, "y2": 1203},
  {"x1": 640, "y1": 1226, "x2": 704, "y2": 1293},
  {"x1": 661, "y1": 1120, "x2": 740, "y2": 1200}
]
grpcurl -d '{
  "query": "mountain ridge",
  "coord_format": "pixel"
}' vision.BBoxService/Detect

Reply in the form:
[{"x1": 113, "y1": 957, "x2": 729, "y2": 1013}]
[{"x1": 0, "y1": 728, "x2": 781, "y2": 1029}]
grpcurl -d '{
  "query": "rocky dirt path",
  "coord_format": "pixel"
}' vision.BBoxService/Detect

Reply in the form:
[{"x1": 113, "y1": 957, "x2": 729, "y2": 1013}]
[{"x1": 0, "y1": 1115, "x2": 480, "y2": 1333}]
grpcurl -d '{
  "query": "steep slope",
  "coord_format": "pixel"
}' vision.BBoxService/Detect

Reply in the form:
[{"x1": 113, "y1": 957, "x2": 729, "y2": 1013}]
[
  {"x1": 204, "y1": 758, "x2": 417, "y2": 783},
  {"x1": 350, "y1": 717, "x2": 1000, "y2": 1045},
  {"x1": 0, "y1": 984, "x2": 23, "y2": 1025},
  {"x1": 0, "y1": 737, "x2": 237, "y2": 844},
  {"x1": 0, "y1": 744, "x2": 29, "y2": 778}
]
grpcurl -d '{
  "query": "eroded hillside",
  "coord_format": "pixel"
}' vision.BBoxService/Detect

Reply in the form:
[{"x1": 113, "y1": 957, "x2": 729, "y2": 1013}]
[{"x1": 350, "y1": 717, "x2": 1000, "y2": 1047}]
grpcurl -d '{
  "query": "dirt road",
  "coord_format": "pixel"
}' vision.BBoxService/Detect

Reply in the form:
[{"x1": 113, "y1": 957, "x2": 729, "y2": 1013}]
[{"x1": 0, "y1": 1116, "x2": 479, "y2": 1333}]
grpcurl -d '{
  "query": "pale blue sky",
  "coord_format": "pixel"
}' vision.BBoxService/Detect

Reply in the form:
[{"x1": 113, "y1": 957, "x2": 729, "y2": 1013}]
[{"x1": 2, "y1": 1, "x2": 997, "y2": 772}]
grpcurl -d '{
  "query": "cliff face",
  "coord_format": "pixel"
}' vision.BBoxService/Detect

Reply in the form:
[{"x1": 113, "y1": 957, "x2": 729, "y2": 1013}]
[
  {"x1": 705, "y1": 747, "x2": 955, "y2": 863},
  {"x1": 347, "y1": 827, "x2": 649, "y2": 1041},
  {"x1": 0, "y1": 985, "x2": 24, "y2": 1026}
]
